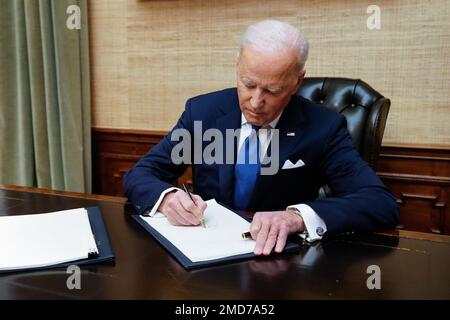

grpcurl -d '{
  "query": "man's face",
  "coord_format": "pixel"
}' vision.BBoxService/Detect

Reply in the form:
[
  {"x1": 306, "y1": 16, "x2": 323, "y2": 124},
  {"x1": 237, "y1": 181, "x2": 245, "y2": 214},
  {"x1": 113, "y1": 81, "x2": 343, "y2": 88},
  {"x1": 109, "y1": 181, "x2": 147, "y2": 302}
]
[{"x1": 236, "y1": 47, "x2": 305, "y2": 126}]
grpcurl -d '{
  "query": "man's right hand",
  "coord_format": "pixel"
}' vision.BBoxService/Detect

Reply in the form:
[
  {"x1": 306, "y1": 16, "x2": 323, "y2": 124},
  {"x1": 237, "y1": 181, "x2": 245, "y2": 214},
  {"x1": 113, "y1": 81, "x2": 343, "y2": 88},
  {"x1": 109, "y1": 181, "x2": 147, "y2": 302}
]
[{"x1": 157, "y1": 190, "x2": 207, "y2": 226}]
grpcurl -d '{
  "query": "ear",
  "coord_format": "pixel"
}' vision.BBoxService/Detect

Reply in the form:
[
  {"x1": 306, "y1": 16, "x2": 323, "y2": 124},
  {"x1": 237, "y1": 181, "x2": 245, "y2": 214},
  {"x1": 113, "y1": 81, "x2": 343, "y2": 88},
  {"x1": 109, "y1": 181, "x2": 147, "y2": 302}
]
[{"x1": 291, "y1": 69, "x2": 306, "y2": 94}]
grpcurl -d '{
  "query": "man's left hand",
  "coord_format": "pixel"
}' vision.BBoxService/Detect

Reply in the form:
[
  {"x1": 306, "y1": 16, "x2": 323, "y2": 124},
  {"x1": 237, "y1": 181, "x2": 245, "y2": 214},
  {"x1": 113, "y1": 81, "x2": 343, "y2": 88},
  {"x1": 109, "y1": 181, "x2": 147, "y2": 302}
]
[{"x1": 250, "y1": 209, "x2": 305, "y2": 255}]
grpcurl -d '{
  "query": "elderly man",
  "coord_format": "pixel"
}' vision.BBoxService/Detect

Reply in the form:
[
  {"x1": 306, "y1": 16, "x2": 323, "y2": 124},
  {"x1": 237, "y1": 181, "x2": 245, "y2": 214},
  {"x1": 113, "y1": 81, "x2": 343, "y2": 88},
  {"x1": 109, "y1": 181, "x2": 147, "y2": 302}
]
[{"x1": 124, "y1": 20, "x2": 399, "y2": 256}]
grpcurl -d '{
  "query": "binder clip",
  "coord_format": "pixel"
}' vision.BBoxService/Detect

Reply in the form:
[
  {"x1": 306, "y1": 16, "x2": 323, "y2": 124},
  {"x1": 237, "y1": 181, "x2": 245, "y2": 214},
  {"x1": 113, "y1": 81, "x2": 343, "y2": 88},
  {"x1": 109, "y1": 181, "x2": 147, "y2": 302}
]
[{"x1": 88, "y1": 249, "x2": 99, "y2": 259}]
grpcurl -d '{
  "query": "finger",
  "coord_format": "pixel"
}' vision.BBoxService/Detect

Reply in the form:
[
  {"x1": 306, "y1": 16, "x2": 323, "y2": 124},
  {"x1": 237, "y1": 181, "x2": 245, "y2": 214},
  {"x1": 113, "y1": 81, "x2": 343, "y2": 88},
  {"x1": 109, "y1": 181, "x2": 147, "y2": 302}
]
[
  {"x1": 164, "y1": 192, "x2": 197, "y2": 225},
  {"x1": 165, "y1": 207, "x2": 186, "y2": 226},
  {"x1": 174, "y1": 200, "x2": 199, "y2": 225},
  {"x1": 172, "y1": 208, "x2": 192, "y2": 225},
  {"x1": 254, "y1": 221, "x2": 269, "y2": 255},
  {"x1": 179, "y1": 194, "x2": 203, "y2": 219},
  {"x1": 274, "y1": 226, "x2": 289, "y2": 253},
  {"x1": 250, "y1": 214, "x2": 262, "y2": 240},
  {"x1": 176, "y1": 192, "x2": 201, "y2": 223},
  {"x1": 192, "y1": 195, "x2": 207, "y2": 213},
  {"x1": 262, "y1": 225, "x2": 279, "y2": 255}
]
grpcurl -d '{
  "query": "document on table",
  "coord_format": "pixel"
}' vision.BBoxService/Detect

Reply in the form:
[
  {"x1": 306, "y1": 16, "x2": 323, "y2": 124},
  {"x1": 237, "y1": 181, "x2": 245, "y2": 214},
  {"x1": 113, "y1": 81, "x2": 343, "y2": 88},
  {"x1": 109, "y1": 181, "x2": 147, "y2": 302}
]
[
  {"x1": 0, "y1": 208, "x2": 99, "y2": 271},
  {"x1": 141, "y1": 199, "x2": 255, "y2": 262}
]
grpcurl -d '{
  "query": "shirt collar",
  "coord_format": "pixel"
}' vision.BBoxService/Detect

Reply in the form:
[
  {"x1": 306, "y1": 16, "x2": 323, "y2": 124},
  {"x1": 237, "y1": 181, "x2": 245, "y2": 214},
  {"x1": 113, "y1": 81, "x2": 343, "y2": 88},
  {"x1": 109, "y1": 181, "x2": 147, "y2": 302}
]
[{"x1": 241, "y1": 110, "x2": 283, "y2": 129}]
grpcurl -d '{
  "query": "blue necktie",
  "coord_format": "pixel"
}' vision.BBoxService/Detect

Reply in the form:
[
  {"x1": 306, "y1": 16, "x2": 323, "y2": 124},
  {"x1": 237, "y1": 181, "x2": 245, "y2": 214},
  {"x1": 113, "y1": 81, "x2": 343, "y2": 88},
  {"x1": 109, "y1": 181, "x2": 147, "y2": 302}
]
[{"x1": 233, "y1": 125, "x2": 260, "y2": 210}]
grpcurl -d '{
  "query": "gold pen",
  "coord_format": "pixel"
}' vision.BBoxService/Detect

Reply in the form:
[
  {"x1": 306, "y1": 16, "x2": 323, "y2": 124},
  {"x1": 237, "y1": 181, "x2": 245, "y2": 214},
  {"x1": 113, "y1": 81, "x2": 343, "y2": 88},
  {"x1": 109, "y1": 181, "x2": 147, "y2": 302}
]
[{"x1": 182, "y1": 184, "x2": 206, "y2": 228}]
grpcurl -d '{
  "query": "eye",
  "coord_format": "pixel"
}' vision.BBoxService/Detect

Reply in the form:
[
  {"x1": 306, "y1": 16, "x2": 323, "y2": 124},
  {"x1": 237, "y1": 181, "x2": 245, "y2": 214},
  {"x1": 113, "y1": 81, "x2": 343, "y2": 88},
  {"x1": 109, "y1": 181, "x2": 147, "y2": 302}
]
[{"x1": 267, "y1": 89, "x2": 279, "y2": 95}]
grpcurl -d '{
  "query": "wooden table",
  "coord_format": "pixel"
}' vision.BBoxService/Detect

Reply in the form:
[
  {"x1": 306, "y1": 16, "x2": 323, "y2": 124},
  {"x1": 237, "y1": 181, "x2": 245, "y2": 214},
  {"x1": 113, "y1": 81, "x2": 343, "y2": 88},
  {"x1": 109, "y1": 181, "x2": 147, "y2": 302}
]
[{"x1": 1, "y1": 185, "x2": 450, "y2": 299}]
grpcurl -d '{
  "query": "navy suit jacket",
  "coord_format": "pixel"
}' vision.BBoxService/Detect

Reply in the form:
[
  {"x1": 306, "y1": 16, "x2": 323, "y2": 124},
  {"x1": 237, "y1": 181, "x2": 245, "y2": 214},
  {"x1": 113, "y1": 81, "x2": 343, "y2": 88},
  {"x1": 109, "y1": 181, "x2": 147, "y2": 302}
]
[{"x1": 124, "y1": 88, "x2": 399, "y2": 234}]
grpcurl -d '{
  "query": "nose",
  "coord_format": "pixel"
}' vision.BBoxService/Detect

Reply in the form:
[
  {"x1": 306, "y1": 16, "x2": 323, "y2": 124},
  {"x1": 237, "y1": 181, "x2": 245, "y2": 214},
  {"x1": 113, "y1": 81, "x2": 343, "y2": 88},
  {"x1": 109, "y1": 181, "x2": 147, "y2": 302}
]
[{"x1": 250, "y1": 89, "x2": 264, "y2": 109}]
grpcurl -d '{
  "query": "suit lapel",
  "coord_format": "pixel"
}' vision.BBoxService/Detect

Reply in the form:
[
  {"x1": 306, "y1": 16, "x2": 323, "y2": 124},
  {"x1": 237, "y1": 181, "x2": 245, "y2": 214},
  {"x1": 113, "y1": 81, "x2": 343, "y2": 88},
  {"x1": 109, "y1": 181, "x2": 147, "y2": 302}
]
[
  {"x1": 250, "y1": 96, "x2": 305, "y2": 209},
  {"x1": 275, "y1": 96, "x2": 306, "y2": 171},
  {"x1": 216, "y1": 91, "x2": 241, "y2": 205}
]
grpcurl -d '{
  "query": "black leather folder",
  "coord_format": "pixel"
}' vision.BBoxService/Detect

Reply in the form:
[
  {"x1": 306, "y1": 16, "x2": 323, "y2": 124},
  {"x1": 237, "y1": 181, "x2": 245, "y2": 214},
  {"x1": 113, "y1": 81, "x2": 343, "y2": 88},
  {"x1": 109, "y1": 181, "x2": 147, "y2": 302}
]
[{"x1": 131, "y1": 208, "x2": 300, "y2": 270}]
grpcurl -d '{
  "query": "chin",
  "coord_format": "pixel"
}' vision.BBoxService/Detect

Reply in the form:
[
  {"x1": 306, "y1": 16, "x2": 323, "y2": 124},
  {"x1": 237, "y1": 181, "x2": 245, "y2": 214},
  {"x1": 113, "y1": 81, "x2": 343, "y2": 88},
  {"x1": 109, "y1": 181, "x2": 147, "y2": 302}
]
[
  {"x1": 244, "y1": 112, "x2": 265, "y2": 125},
  {"x1": 247, "y1": 118, "x2": 264, "y2": 126},
  {"x1": 253, "y1": 120, "x2": 266, "y2": 126}
]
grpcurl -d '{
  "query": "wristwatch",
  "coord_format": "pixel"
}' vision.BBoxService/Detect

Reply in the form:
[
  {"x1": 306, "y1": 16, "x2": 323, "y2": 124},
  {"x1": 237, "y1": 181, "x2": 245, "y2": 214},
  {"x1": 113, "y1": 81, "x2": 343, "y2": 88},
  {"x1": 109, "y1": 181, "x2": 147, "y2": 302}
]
[{"x1": 288, "y1": 207, "x2": 309, "y2": 236}]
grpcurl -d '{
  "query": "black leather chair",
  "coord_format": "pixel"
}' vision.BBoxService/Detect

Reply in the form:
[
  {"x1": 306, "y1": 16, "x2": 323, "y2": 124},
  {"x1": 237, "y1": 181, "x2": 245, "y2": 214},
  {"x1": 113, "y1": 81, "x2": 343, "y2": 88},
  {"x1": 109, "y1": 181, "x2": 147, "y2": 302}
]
[{"x1": 296, "y1": 77, "x2": 391, "y2": 170}]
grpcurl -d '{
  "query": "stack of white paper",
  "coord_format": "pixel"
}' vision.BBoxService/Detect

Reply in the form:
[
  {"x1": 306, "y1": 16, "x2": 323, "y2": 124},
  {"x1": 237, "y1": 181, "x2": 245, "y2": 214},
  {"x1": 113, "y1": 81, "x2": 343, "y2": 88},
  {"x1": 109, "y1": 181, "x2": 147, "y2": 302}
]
[
  {"x1": 142, "y1": 199, "x2": 255, "y2": 262},
  {"x1": 0, "y1": 208, "x2": 98, "y2": 271}
]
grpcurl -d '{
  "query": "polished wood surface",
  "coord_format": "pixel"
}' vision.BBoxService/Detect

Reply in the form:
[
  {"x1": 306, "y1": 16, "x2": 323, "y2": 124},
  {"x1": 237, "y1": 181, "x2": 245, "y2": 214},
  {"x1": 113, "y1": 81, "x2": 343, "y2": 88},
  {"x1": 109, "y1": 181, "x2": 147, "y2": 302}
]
[
  {"x1": 0, "y1": 185, "x2": 127, "y2": 203},
  {"x1": 92, "y1": 127, "x2": 450, "y2": 235},
  {"x1": 1, "y1": 187, "x2": 450, "y2": 299}
]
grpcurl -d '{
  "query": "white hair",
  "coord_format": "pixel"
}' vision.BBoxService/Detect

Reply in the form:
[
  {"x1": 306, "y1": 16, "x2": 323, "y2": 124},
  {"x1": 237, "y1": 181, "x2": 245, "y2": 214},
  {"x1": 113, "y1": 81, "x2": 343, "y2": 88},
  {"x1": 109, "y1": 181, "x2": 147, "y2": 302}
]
[{"x1": 238, "y1": 20, "x2": 309, "y2": 71}]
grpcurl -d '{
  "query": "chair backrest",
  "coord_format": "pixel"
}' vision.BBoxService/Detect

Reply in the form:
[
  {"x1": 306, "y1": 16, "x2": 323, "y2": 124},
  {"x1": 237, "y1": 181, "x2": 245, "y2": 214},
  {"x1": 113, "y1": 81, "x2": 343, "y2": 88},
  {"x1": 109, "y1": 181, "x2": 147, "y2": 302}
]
[{"x1": 296, "y1": 77, "x2": 391, "y2": 169}]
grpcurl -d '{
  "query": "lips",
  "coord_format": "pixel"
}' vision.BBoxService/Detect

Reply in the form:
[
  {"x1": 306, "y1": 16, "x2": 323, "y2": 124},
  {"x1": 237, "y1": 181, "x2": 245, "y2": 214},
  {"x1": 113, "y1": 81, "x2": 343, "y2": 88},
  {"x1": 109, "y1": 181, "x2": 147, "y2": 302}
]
[{"x1": 246, "y1": 110, "x2": 264, "y2": 117}]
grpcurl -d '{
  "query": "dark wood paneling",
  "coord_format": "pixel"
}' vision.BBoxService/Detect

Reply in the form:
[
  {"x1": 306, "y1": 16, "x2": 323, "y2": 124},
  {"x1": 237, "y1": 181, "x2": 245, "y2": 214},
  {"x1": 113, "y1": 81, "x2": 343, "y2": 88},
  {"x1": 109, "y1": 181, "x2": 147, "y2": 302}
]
[
  {"x1": 92, "y1": 128, "x2": 450, "y2": 235},
  {"x1": 377, "y1": 145, "x2": 450, "y2": 235},
  {"x1": 92, "y1": 128, "x2": 192, "y2": 198}
]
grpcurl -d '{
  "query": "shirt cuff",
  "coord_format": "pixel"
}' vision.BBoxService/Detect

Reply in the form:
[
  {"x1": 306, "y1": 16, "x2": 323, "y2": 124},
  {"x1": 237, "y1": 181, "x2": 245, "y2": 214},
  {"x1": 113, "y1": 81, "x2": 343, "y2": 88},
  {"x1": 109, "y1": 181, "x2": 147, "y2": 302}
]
[
  {"x1": 287, "y1": 204, "x2": 327, "y2": 242},
  {"x1": 145, "y1": 187, "x2": 180, "y2": 217}
]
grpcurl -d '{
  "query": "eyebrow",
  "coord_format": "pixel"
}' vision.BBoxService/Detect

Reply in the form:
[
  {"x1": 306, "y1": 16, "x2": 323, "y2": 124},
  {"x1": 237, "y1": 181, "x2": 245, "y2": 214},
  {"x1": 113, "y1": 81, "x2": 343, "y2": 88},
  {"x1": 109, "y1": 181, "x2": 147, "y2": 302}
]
[{"x1": 241, "y1": 77, "x2": 283, "y2": 93}]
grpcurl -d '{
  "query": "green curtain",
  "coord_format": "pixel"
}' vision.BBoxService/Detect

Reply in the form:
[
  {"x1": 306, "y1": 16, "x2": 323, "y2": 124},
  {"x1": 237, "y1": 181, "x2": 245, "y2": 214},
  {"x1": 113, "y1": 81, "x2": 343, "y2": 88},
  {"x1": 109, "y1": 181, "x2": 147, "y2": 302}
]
[{"x1": 0, "y1": 0, "x2": 91, "y2": 193}]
